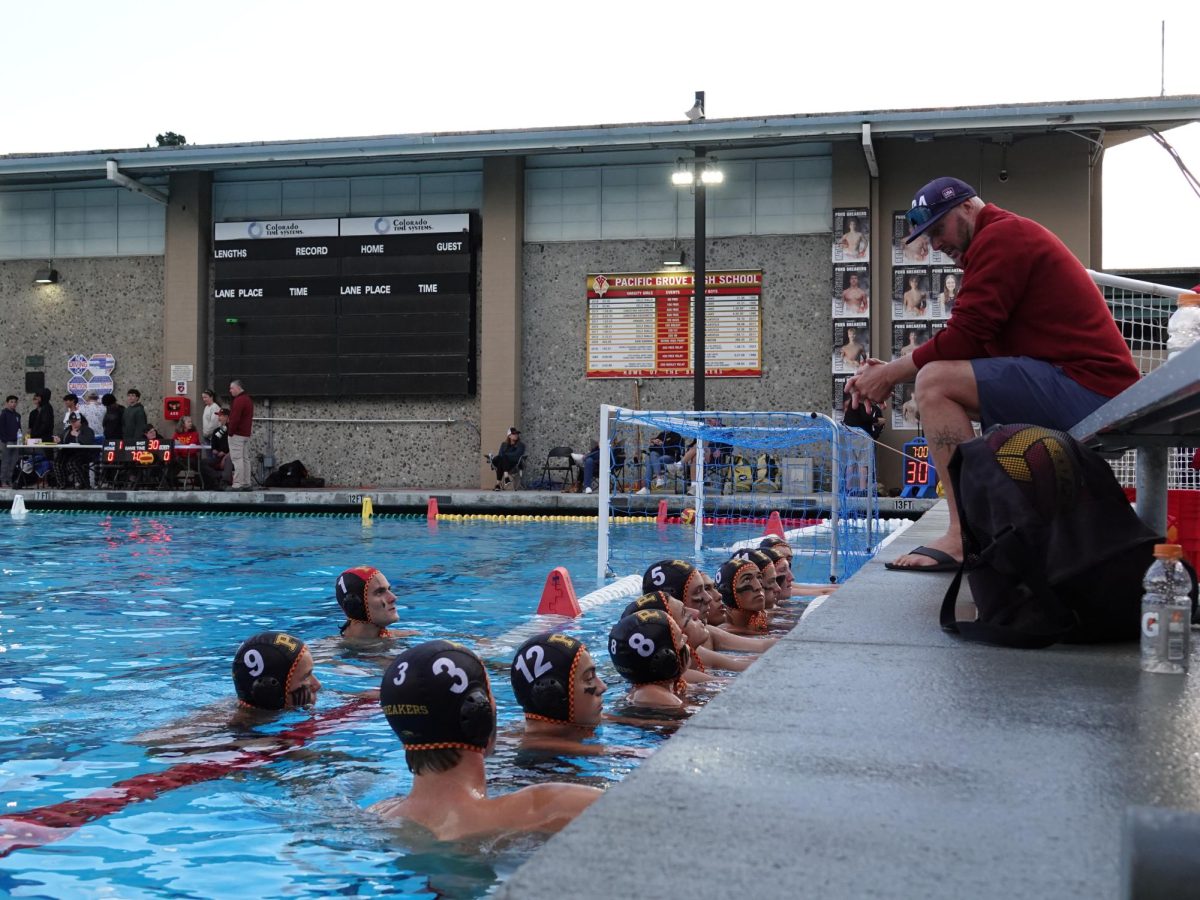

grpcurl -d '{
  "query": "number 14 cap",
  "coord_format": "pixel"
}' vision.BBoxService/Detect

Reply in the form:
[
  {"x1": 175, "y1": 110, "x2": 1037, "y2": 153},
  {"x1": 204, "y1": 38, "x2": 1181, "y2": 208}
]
[{"x1": 380, "y1": 640, "x2": 494, "y2": 752}]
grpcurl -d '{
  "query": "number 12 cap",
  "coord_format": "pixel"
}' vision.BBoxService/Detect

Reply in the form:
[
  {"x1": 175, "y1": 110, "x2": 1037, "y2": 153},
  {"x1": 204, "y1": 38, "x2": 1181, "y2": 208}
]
[
  {"x1": 380, "y1": 640, "x2": 494, "y2": 752},
  {"x1": 509, "y1": 632, "x2": 585, "y2": 724}
]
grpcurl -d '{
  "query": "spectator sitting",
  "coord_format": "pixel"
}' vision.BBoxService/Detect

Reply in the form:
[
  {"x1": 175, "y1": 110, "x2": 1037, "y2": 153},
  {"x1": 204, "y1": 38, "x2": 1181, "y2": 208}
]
[
  {"x1": 200, "y1": 408, "x2": 232, "y2": 490},
  {"x1": 52, "y1": 413, "x2": 96, "y2": 488},
  {"x1": 574, "y1": 437, "x2": 625, "y2": 494},
  {"x1": 489, "y1": 427, "x2": 525, "y2": 491},
  {"x1": 635, "y1": 428, "x2": 683, "y2": 494},
  {"x1": 169, "y1": 416, "x2": 203, "y2": 486}
]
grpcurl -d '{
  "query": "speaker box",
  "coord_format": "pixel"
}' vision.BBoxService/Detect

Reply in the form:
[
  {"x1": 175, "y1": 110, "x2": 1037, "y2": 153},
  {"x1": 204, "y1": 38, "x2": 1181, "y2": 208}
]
[{"x1": 25, "y1": 371, "x2": 45, "y2": 395}]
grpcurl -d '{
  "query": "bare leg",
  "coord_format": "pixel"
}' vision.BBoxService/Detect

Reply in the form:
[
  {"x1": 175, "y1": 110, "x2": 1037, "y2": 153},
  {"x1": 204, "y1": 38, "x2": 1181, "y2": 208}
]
[{"x1": 890, "y1": 360, "x2": 979, "y2": 568}]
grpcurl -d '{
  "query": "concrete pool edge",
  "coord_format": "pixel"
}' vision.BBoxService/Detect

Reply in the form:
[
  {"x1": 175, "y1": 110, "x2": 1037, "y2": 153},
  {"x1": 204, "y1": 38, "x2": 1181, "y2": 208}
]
[{"x1": 494, "y1": 501, "x2": 1200, "y2": 899}]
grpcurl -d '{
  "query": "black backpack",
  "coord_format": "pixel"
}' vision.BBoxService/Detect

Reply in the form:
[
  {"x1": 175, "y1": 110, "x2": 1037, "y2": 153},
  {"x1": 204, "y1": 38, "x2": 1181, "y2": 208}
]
[
  {"x1": 940, "y1": 424, "x2": 1195, "y2": 648},
  {"x1": 263, "y1": 459, "x2": 308, "y2": 488}
]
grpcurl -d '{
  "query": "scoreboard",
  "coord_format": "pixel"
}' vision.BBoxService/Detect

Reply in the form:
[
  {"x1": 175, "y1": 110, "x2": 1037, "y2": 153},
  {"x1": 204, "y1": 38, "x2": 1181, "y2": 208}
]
[{"x1": 213, "y1": 214, "x2": 476, "y2": 397}]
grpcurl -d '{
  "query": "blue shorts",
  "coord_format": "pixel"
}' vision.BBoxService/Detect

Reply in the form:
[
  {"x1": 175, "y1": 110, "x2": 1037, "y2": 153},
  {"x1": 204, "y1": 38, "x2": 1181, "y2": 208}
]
[{"x1": 971, "y1": 357, "x2": 1110, "y2": 431}]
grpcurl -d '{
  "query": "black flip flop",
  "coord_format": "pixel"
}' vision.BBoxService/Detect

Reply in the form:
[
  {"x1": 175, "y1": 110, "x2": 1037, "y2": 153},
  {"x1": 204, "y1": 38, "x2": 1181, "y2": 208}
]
[{"x1": 884, "y1": 545, "x2": 961, "y2": 573}]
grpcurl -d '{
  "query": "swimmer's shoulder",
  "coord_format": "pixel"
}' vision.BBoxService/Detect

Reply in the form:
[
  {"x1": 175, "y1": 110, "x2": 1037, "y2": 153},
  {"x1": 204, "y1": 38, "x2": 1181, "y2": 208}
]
[{"x1": 489, "y1": 781, "x2": 602, "y2": 834}]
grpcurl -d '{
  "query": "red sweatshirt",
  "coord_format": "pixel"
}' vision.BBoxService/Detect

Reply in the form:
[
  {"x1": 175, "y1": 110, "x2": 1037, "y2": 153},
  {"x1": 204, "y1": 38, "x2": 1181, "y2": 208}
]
[
  {"x1": 911, "y1": 204, "x2": 1138, "y2": 398},
  {"x1": 229, "y1": 393, "x2": 254, "y2": 437}
]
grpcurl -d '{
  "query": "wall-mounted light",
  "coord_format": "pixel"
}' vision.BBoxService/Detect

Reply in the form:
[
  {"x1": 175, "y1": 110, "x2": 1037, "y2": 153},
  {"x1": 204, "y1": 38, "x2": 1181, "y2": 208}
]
[
  {"x1": 34, "y1": 266, "x2": 58, "y2": 285},
  {"x1": 684, "y1": 90, "x2": 705, "y2": 123},
  {"x1": 663, "y1": 250, "x2": 687, "y2": 267}
]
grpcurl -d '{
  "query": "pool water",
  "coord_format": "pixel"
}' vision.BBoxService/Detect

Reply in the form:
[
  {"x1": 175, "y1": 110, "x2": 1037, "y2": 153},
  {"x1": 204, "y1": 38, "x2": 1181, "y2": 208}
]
[{"x1": 0, "y1": 512, "x2": 779, "y2": 899}]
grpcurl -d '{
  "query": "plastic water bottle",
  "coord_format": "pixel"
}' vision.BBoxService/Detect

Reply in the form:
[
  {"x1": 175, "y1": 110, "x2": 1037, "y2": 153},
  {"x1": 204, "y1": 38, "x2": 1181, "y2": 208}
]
[
  {"x1": 1166, "y1": 293, "x2": 1200, "y2": 360},
  {"x1": 1140, "y1": 543, "x2": 1190, "y2": 675}
]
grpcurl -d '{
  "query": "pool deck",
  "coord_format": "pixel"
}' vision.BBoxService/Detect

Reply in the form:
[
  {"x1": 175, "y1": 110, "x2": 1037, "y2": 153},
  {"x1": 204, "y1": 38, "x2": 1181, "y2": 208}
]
[
  {"x1": 495, "y1": 502, "x2": 1200, "y2": 900},
  {"x1": 0, "y1": 484, "x2": 934, "y2": 518}
]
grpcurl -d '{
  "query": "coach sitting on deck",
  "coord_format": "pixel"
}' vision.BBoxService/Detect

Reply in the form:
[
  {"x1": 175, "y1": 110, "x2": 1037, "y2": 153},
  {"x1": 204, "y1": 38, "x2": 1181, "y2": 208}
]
[{"x1": 845, "y1": 177, "x2": 1139, "y2": 572}]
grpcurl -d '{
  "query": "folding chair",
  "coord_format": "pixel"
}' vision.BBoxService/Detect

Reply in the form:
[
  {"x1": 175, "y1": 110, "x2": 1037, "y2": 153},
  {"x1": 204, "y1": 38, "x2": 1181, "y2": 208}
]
[{"x1": 540, "y1": 446, "x2": 576, "y2": 490}]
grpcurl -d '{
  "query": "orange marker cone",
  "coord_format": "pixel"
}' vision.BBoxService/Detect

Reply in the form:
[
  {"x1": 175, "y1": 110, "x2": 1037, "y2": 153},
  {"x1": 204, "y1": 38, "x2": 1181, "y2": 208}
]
[
  {"x1": 426, "y1": 496, "x2": 439, "y2": 522},
  {"x1": 656, "y1": 499, "x2": 669, "y2": 524},
  {"x1": 536, "y1": 566, "x2": 581, "y2": 617},
  {"x1": 764, "y1": 510, "x2": 785, "y2": 538}
]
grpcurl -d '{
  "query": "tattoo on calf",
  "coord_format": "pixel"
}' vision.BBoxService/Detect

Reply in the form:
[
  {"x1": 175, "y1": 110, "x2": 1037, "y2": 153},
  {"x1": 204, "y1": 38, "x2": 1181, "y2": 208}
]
[{"x1": 929, "y1": 428, "x2": 970, "y2": 453}]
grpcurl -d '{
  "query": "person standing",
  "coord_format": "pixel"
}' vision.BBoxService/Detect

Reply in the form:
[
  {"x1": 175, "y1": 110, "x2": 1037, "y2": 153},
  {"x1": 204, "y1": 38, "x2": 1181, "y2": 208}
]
[
  {"x1": 27, "y1": 389, "x2": 54, "y2": 442},
  {"x1": 200, "y1": 389, "x2": 221, "y2": 441},
  {"x1": 100, "y1": 393, "x2": 125, "y2": 444},
  {"x1": 61, "y1": 393, "x2": 83, "y2": 428},
  {"x1": 846, "y1": 176, "x2": 1138, "y2": 571},
  {"x1": 122, "y1": 389, "x2": 148, "y2": 444},
  {"x1": 1, "y1": 395, "x2": 21, "y2": 487},
  {"x1": 228, "y1": 380, "x2": 254, "y2": 490},
  {"x1": 81, "y1": 391, "x2": 106, "y2": 435}
]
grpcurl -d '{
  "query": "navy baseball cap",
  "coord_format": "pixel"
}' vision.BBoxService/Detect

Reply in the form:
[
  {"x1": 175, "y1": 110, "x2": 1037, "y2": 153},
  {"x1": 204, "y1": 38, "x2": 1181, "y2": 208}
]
[{"x1": 904, "y1": 177, "x2": 977, "y2": 244}]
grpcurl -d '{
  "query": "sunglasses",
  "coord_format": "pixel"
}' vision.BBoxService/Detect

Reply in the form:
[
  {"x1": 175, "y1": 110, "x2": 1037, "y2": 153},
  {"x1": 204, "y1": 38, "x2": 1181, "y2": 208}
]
[{"x1": 904, "y1": 205, "x2": 937, "y2": 230}]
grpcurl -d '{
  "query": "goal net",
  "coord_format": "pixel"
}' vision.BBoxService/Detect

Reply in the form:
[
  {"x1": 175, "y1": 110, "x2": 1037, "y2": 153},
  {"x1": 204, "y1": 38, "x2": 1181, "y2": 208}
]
[{"x1": 596, "y1": 405, "x2": 880, "y2": 583}]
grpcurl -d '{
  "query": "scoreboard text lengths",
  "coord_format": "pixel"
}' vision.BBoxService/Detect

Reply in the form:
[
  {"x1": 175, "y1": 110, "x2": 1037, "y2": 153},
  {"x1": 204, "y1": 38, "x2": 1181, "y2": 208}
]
[{"x1": 213, "y1": 215, "x2": 475, "y2": 398}]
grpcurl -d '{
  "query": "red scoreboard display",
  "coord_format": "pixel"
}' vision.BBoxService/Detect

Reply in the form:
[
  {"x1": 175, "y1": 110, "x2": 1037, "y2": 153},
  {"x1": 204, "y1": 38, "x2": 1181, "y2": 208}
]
[{"x1": 900, "y1": 437, "x2": 938, "y2": 498}]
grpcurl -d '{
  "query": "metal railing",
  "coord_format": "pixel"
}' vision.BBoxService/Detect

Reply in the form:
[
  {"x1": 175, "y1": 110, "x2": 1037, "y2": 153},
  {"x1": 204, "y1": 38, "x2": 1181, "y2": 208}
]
[{"x1": 1088, "y1": 270, "x2": 1197, "y2": 490}]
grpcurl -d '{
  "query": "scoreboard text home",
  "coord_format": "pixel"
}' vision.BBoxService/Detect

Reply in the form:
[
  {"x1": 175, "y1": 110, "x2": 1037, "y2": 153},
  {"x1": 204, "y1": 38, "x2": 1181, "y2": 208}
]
[{"x1": 213, "y1": 213, "x2": 476, "y2": 397}]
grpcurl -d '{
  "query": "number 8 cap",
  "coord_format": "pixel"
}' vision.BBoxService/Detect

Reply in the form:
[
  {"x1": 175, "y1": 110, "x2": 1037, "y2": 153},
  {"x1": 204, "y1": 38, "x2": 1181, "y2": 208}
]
[
  {"x1": 608, "y1": 609, "x2": 686, "y2": 685},
  {"x1": 231, "y1": 631, "x2": 306, "y2": 711},
  {"x1": 380, "y1": 640, "x2": 495, "y2": 753},
  {"x1": 509, "y1": 632, "x2": 584, "y2": 725}
]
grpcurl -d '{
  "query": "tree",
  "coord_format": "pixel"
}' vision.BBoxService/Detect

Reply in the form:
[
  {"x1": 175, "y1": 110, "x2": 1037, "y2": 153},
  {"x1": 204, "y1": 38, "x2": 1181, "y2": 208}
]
[{"x1": 155, "y1": 132, "x2": 187, "y2": 147}]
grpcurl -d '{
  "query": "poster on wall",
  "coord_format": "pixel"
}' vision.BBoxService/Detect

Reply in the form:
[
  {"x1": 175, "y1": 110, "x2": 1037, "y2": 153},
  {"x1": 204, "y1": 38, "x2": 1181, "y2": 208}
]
[
  {"x1": 832, "y1": 208, "x2": 870, "y2": 263},
  {"x1": 585, "y1": 271, "x2": 762, "y2": 379},
  {"x1": 891, "y1": 321, "x2": 945, "y2": 360},
  {"x1": 891, "y1": 211, "x2": 933, "y2": 265},
  {"x1": 929, "y1": 266, "x2": 963, "y2": 318},
  {"x1": 831, "y1": 318, "x2": 870, "y2": 374},
  {"x1": 66, "y1": 351, "x2": 117, "y2": 398},
  {"x1": 832, "y1": 264, "x2": 870, "y2": 317},
  {"x1": 892, "y1": 382, "x2": 920, "y2": 431},
  {"x1": 831, "y1": 374, "x2": 851, "y2": 421},
  {"x1": 892, "y1": 267, "x2": 934, "y2": 320}
]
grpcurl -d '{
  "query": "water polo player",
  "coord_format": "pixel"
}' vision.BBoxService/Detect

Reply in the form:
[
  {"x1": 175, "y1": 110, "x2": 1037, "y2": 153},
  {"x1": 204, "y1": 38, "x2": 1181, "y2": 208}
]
[
  {"x1": 759, "y1": 536, "x2": 838, "y2": 598},
  {"x1": 716, "y1": 556, "x2": 768, "y2": 635},
  {"x1": 509, "y1": 632, "x2": 623, "y2": 756},
  {"x1": 621, "y1": 592, "x2": 723, "y2": 682},
  {"x1": 335, "y1": 566, "x2": 415, "y2": 642},
  {"x1": 608, "y1": 609, "x2": 691, "y2": 709},
  {"x1": 742, "y1": 548, "x2": 782, "y2": 611},
  {"x1": 232, "y1": 631, "x2": 322, "y2": 711},
  {"x1": 642, "y1": 559, "x2": 708, "y2": 614},
  {"x1": 370, "y1": 640, "x2": 601, "y2": 839}
]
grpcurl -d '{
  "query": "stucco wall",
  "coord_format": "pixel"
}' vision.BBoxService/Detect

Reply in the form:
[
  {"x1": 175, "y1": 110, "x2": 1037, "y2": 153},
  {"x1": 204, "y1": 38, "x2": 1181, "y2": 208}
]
[
  {"x1": 518, "y1": 235, "x2": 833, "y2": 475},
  {"x1": 0, "y1": 257, "x2": 163, "y2": 417}
]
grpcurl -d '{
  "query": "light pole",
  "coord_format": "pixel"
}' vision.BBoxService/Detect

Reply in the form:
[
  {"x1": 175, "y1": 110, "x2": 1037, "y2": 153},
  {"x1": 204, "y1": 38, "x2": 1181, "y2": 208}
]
[{"x1": 692, "y1": 147, "x2": 707, "y2": 412}]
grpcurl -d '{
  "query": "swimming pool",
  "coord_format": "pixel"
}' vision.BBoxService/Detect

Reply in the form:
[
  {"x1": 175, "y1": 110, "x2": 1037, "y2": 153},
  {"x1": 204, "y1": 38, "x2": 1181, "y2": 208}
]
[{"x1": 0, "y1": 511, "x2": 767, "y2": 898}]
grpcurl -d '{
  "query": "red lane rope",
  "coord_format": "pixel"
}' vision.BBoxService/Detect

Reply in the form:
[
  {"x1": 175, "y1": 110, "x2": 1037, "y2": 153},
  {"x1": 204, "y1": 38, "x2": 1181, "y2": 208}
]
[{"x1": 0, "y1": 696, "x2": 376, "y2": 858}]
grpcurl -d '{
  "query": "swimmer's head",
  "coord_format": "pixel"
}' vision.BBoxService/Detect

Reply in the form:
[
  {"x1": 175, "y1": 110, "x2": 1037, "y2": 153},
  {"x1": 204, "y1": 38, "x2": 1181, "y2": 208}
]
[
  {"x1": 642, "y1": 559, "x2": 706, "y2": 613},
  {"x1": 716, "y1": 557, "x2": 765, "y2": 611},
  {"x1": 510, "y1": 632, "x2": 605, "y2": 727},
  {"x1": 622, "y1": 591, "x2": 705, "y2": 647},
  {"x1": 701, "y1": 572, "x2": 726, "y2": 625},
  {"x1": 608, "y1": 609, "x2": 690, "y2": 687},
  {"x1": 231, "y1": 631, "x2": 320, "y2": 711},
  {"x1": 381, "y1": 640, "x2": 495, "y2": 772},
  {"x1": 335, "y1": 566, "x2": 399, "y2": 631}
]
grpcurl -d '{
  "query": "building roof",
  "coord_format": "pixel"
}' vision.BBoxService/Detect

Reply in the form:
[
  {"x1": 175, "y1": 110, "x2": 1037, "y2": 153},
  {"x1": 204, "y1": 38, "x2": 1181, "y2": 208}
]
[{"x1": 1, "y1": 95, "x2": 1197, "y2": 187}]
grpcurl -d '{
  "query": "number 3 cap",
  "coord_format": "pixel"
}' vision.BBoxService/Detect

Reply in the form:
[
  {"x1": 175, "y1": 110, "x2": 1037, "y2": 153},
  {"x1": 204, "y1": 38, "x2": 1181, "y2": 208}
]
[
  {"x1": 380, "y1": 640, "x2": 494, "y2": 752},
  {"x1": 509, "y1": 632, "x2": 584, "y2": 724},
  {"x1": 608, "y1": 609, "x2": 686, "y2": 685},
  {"x1": 232, "y1": 631, "x2": 306, "y2": 711}
]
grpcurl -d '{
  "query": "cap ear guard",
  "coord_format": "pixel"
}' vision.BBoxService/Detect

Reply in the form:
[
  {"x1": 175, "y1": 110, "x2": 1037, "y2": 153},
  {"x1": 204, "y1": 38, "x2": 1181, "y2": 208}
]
[
  {"x1": 527, "y1": 676, "x2": 570, "y2": 722},
  {"x1": 459, "y1": 687, "x2": 496, "y2": 746},
  {"x1": 249, "y1": 675, "x2": 286, "y2": 710}
]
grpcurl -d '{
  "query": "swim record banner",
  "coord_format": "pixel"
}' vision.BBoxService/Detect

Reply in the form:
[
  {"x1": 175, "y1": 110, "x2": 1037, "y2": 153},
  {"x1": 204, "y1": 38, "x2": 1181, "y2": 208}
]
[{"x1": 585, "y1": 271, "x2": 762, "y2": 379}]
